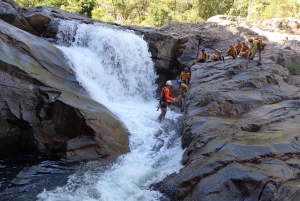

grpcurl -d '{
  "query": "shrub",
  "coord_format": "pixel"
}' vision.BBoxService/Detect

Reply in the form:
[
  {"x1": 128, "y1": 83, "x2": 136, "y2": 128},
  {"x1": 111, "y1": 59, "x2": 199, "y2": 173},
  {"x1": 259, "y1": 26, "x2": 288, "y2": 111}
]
[{"x1": 287, "y1": 63, "x2": 300, "y2": 75}]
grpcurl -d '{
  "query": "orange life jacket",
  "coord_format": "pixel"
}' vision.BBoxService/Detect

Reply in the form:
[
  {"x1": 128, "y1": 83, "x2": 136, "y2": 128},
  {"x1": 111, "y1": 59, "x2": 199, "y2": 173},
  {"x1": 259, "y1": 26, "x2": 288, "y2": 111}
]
[
  {"x1": 200, "y1": 52, "x2": 208, "y2": 60},
  {"x1": 180, "y1": 71, "x2": 190, "y2": 80},
  {"x1": 235, "y1": 43, "x2": 243, "y2": 51},
  {"x1": 160, "y1": 86, "x2": 174, "y2": 103}
]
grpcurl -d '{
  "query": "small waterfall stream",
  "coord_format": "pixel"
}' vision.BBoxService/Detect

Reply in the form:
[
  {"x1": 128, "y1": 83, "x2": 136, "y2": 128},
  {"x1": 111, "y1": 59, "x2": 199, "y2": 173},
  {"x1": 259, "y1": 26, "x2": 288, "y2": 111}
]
[{"x1": 0, "y1": 21, "x2": 184, "y2": 201}]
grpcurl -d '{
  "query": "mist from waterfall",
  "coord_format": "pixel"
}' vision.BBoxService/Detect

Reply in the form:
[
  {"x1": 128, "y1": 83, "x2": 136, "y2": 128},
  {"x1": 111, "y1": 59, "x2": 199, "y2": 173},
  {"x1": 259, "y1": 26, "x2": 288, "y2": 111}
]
[{"x1": 37, "y1": 21, "x2": 183, "y2": 201}]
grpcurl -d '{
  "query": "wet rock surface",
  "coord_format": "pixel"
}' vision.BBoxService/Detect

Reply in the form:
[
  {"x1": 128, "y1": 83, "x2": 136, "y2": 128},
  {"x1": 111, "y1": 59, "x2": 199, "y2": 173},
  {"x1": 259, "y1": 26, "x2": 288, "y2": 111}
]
[
  {"x1": 153, "y1": 60, "x2": 300, "y2": 200},
  {"x1": 0, "y1": 18, "x2": 129, "y2": 161},
  {"x1": 1, "y1": 1, "x2": 300, "y2": 200}
]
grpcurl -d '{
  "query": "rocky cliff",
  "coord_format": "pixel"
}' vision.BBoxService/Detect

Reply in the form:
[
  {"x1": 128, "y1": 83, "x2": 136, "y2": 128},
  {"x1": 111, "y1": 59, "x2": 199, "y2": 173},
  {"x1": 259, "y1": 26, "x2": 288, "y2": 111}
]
[
  {"x1": 152, "y1": 18, "x2": 300, "y2": 201},
  {"x1": 0, "y1": 1, "x2": 129, "y2": 161},
  {"x1": 1, "y1": 1, "x2": 300, "y2": 200}
]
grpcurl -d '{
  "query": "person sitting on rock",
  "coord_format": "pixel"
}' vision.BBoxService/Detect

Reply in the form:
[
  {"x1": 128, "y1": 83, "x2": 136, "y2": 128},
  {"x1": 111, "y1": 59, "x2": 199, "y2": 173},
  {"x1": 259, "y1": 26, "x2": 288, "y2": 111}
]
[
  {"x1": 190, "y1": 49, "x2": 209, "y2": 67},
  {"x1": 180, "y1": 67, "x2": 190, "y2": 85},
  {"x1": 225, "y1": 44, "x2": 237, "y2": 60},
  {"x1": 234, "y1": 39, "x2": 244, "y2": 56},
  {"x1": 208, "y1": 49, "x2": 224, "y2": 62},
  {"x1": 177, "y1": 79, "x2": 189, "y2": 113},
  {"x1": 239, "y1": 42, "x2": 252, "y2": 58},
  {"x1": 246, "y1": 37, "x2": 267, "y2": 66}
]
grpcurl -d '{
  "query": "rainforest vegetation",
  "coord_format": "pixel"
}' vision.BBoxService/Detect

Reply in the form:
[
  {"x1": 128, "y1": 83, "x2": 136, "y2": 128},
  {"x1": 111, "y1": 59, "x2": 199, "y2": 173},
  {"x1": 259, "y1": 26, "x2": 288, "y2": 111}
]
[{"x1": 16, "y1": 0, "x2": 300, "y2": 26}]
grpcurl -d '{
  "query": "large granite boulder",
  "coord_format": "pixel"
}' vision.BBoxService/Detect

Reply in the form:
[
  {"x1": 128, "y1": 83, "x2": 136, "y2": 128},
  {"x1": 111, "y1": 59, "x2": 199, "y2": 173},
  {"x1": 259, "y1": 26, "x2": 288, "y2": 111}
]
[
  {"x1": 1, "y1": 1, "x2": 300, "y2": 199},
  {"x1": 0, "y1": 19, "x2": 129, "y2": 161},
  {"x1": 153, "y1": 59, "x2": 300, "y2": 200}
]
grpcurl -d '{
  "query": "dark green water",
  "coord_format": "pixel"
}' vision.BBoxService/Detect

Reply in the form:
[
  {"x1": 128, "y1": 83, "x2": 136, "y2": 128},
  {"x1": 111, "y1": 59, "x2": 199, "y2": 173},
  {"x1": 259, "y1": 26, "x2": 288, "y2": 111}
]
[{"x1": 0, "y1": 152, "x2": 80, "y2": 201}]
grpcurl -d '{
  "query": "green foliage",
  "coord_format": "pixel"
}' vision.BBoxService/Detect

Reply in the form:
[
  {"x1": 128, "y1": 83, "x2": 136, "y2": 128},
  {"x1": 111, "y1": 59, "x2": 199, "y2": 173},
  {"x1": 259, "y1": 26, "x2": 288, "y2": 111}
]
[
  {"x1": 287, "y1": 63, "x2": 300, "y2": 75},
  {"x1": 14, "y1": 0, "x2": 300, "y2": 26},
  {"x1": 228, "y1": 0, "x2": 300, "y2": 22}
]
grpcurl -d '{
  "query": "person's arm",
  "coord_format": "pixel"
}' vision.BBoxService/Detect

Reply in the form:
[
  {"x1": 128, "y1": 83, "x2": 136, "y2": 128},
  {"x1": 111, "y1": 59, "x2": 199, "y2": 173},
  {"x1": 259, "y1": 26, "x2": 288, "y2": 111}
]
[
  {"x1": 164, "y1": 88, "x2": 175, "y2": 102},
  {"x1": 238, "y1": 45, "x2": 244, "y2": 56},
  {"x1": 189, "y1": 56, "x2": 200, "y2": 67}
]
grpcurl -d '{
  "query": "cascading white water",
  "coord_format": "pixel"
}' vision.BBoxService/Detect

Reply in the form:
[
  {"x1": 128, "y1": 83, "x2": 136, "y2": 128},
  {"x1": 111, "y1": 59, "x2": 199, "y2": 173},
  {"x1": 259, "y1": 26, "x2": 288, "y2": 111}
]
[{"x1": 37, "y1": 21, "x2": 184, "y2": 201}]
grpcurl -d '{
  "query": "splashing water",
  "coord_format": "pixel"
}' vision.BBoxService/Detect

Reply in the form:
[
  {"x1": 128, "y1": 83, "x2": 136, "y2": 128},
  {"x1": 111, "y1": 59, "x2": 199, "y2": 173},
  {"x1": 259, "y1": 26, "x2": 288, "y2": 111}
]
[{"x1": 37, "y1": 21, "x2": 183, "y2": 201}]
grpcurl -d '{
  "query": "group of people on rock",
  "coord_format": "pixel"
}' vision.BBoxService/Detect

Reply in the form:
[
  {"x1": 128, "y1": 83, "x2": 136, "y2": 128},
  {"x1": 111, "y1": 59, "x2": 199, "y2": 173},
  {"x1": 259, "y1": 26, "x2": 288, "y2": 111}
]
[
  {"x1": 189, "y1": 37, "x2": 267, "y2": 67},
  {"x1": 157, "y1": 67, "x2": 190, "y2": 122},
  {"x1": 157, "y1": 37, "x2": 267, "y2": 122}
]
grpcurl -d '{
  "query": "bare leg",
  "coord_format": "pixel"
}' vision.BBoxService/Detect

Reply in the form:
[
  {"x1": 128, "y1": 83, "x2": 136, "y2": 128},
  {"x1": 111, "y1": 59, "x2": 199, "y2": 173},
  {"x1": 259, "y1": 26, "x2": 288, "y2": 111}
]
[
  {"x1": 177, "y1": 95, "x2": 182, "y2": 106},
  {"x1": 258, "y1": 51, "x2": 262, "y2": 63},
  {"x1": 158, "y1": 108, "x2": 167, "y2": 122},
  {"x1": 181, "y1": 98, "x2": 185, "y2": 110},
  {"x1": 180, "y1": 97, "x2": 185, "y2": 112}
]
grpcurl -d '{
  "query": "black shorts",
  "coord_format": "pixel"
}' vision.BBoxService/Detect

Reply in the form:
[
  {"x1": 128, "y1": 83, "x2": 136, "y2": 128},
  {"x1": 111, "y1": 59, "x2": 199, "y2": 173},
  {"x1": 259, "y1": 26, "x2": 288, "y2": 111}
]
[
  {"x1": 258, "y1": 45, "x2": 266, "y2": 51},
  {"x1": 160, "y1": 100, "x2": 167, "y2": 108},
  {"x1": 199, "y1": 59, "x2": 205, "y2": 63}
]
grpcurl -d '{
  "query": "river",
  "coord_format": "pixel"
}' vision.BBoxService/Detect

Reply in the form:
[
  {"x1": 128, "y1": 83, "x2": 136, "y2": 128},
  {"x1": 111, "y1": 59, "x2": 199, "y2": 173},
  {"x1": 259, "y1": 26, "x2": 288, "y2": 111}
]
[{"x1": 0, "y1": 21, "x2": 184, "y2": 201}]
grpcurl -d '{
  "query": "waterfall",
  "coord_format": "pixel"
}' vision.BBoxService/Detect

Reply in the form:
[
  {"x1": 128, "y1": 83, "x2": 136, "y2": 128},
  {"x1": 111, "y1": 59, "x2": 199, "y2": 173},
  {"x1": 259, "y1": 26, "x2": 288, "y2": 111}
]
[{"x1": 37, "y1": 20, "x2": 183, "y2": 201}]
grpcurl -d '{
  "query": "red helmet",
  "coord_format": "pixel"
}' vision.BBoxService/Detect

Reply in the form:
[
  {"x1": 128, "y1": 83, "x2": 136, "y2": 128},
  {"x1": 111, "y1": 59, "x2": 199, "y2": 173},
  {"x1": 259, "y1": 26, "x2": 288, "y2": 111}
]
[
  {"x1": 242, "y1": 42, "x2": 247, "y2": 45},
  {"x1": 230, "y1": 44, "x2": 233, "y2": 48}
]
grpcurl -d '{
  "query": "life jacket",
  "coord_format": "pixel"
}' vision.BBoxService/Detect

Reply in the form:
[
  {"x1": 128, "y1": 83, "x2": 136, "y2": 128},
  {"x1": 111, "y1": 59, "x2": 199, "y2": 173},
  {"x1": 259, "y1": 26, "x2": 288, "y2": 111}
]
[
  {"x1": 160, "y1": 87, "x2": 166, "y2": 102},
  {"x1": 160, "y1": 86, "x2": 174, "y2": 103},
  {"x1": 255, "y1": 38, "x2": 267, "y2": 49},
  {"x1": 200, "y1": 52, "x2": 209, "y2": 61},
  {"x1": 180, "y1": 71, "x2": 190, "y2": 80},
  {"x1": 180, "y1": 83, "x2": 189, "y2": 92},
  {"x1": 226, "y1": 47, "x2": 237, "y2": 56},
  {"x1": 234, "y1": 43, "x2": 243, "y2": 51},
  {"x1": 242, "y1": 44, "x2": 250, "y2": 52}
]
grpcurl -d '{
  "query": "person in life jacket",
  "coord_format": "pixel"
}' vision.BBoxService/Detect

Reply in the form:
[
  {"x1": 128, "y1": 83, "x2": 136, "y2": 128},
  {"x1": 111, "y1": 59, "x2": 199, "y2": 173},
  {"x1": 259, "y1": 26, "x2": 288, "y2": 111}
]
[
  {"x1": 246, "y1": 37, "x2": 267, "y2": 66},
  {"x1": 208, "y1": 49, "x2": 224, "y2": 62},
  {"x1": 239, "y1": 41, "x2": 252, "y2": 58},
  {"x1": 158, "y1": 80, "x2": 175, "y2": 122},
  {"x1": 234, "y1": 39, "x2": 244, "y2": 56},
  {"x1": 189, "y1": 49, "x2": 209, "y2": 67},
  {"x1": 225, "y1": 44, "x2": 238, "y2": 60},
  {"x1": 180, "y1": 67, "x2": 190, "y2": 85},
  {"x1": 177, "y1": 79, "x2": 189, "y2": 112}
]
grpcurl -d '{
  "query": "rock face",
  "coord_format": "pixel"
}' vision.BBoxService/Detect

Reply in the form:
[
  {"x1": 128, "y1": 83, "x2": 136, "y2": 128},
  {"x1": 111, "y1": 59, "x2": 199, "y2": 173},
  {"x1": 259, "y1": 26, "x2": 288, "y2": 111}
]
[
  {"x1": 150, "y1": 21, "x2": 300, "y2": 200},
  {"x1": 1, "y1": 0, "x2": 300, "y2": 199},
  {"x1": 0, "y1": 17, "x2": 129, "y2": 161},
  {"x1": 153, "y1": 59, "x2": 300, "y2": 200}
]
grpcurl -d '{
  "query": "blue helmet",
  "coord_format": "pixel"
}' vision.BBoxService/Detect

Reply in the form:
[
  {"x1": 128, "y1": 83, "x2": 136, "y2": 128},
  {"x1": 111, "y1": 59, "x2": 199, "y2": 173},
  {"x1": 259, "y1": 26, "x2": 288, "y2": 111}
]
[
  {"x1": 177, "y1": 79, "x2": 183, "y2": 84},
  {"x1": 184, "y1": 67, "x2": 189, "y2": 71}
]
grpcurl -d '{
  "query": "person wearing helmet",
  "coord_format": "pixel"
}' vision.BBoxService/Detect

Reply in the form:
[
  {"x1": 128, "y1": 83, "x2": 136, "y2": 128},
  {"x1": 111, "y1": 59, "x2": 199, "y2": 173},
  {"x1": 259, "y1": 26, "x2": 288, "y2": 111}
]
[
  {"x1": 177, "y1": 79, "x2": 189, "y2": 112},
  {"x1": 180, "y1": 67, "x2": 190, "y2": 85},
  {"x1": 234, "y1": 39, "x2": 244, "y2": 56},
  {"x1": 158, "y1": 80, "x2": 175, "y2": 122},
  {"x1": 208, "y1": 49, "x2": 224, "y2": 62},
  {"x1": 225, "y1": 44, "x2": 238, "y2": 59},
  {"x1": 189, "y1": 49, "x2": 209, "y2": 67},
  {"x1": 246, "y1": 37, "x2": 266, "y2": 66},
  {"x1": 239, "y1": 41, "x2": 252, "y2": 58}
]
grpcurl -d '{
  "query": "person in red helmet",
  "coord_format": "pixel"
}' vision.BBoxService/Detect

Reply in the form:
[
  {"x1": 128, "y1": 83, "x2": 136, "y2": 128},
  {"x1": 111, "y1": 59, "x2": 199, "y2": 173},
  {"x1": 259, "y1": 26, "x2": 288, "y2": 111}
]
[{"x1": 158, "y1": 80, "x2": 175, "y2": 122}]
